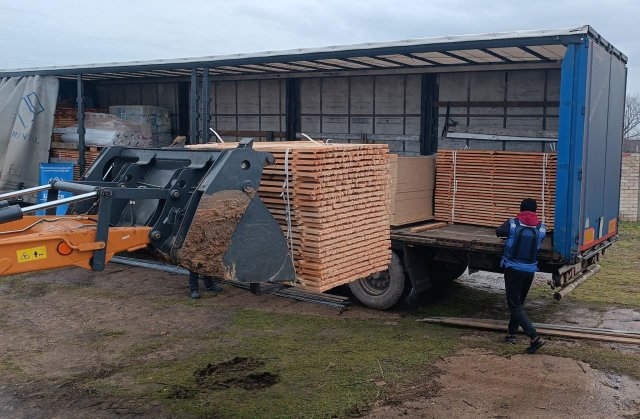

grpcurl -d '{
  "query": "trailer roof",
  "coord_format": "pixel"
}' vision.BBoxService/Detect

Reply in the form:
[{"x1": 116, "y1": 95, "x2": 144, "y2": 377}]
[{"x1": 0, "y1": 25, "x2": 626, "y2": 80}]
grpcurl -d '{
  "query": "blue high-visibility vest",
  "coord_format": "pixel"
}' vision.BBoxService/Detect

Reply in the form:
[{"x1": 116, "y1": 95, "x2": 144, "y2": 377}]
[{"x1": 501, "y1": 218, "x2": 546, "y2": 272}]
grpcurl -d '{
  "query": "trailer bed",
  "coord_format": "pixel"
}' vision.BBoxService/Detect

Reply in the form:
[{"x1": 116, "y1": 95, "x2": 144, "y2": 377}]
[{"x1": 391, "y1": 223, "x2": 555, "y2": 261}]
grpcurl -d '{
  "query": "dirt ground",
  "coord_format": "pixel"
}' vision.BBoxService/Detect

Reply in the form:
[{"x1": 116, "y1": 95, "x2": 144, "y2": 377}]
[
  {"x1": 0, "y1": 265, "x2": 400, "y2": 418},
  {"x1": 366, "y1": 348, "x2": 640, "y2": 418},
  {"x1": 0, "y1": 244, "x2": 639, "y2": 417}
]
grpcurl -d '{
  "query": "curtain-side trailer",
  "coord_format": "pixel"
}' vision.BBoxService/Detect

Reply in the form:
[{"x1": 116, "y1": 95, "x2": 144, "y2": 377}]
[
  {"x1": 0, "y1": 26, "x2": 628, "y2": 309},
  {"x1": 352, "y1": 33, "x2": 628, "y2": 309}
]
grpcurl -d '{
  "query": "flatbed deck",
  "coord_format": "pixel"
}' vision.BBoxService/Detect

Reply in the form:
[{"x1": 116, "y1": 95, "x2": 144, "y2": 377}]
[{"x1": 391, "y1": 223, "x2": 555, "y2": 261}]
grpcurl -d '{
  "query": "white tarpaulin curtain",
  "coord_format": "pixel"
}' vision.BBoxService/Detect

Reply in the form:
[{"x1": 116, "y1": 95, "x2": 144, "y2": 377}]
[{"x1": 0, "y1": 76, "x2": 59, "y2": 194}]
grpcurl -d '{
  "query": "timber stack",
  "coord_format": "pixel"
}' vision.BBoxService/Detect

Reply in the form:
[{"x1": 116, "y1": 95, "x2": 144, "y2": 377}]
[
  {"x1": 189, "y1": 141, "x2": 392, "y2": 292},
  {"x1": 49, "y1": 146, "x2": 104, "y2": 180},
  {"x1": 49, "y1": 107, "x2": 105, "y2": 179},
  {"x1": 50, "y1": 107, "x2": 102, "y2": 141},
  {"x1": 434, "y1": 150, "x2": 557, "y2": 229}
]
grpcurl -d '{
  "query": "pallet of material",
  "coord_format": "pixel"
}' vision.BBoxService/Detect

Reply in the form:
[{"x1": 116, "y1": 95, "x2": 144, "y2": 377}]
[
  {"x1": 49, "y1": 106, "x2": 105, "y2": 179},
  {"x1": 188, "y1": 141, "x2": 392, "y2": 292},
  {"x1": 389, "y1": 154, "x2": 435, "y2": 226},
  {"x1": 434, "y1": 150, "x2": 556, "y2": 229},
  {"x1": 50, "y1": 107, "x2": 104, "y2": 142},
  {"x1": 49, "y1": 143, "x2": 105, "y2": 180}
]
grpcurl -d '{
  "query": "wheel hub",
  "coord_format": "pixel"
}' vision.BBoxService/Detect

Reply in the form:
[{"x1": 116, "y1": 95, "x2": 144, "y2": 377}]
[{"x1": 359, "y1": 271, "x2": 391, "y2": 296}]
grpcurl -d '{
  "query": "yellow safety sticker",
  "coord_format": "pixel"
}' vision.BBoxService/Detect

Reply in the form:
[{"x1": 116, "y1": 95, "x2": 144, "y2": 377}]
[{"x1": 16, "y1": 246, "x2": 48, "y2": 263}]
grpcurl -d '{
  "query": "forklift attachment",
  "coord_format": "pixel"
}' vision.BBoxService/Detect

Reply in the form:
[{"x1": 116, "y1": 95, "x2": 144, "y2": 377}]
[{"x1": 0, "y1": 139, "x2": 295, "y2": 282}]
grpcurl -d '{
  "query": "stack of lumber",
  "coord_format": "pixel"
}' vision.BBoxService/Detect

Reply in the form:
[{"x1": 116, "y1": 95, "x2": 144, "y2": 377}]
[
  {"x1": 389, "y1": 154, "x2": 435, "y2": 226},
  {"x1": 50, "y1": 107, "x2": 103, "y2": 142},
  {"x1": 49, "y1": 107, "x2": 105, "y2": 179},
  {"x1": 434, "y1": 150, "x2": 556, "y2": 229},
  {"x1": 49, "y1": 144, "x2": 104, "y2": 180},
  {"x1": 188, "y1": 141, "x2": 391, "y2": 292}
]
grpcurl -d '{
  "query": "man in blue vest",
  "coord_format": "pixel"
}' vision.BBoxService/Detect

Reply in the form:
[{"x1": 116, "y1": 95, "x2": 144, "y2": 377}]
[{"x1": 496, "y1": 198, "x2": 546, "y2": 354}]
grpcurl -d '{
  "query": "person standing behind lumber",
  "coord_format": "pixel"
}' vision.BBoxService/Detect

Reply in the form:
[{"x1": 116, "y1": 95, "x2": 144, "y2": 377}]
[{"x1": 495, "y1": 198, "x2": 546, "y2": 354}]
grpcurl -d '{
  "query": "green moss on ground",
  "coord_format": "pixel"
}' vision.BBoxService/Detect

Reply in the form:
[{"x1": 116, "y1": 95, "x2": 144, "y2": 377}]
[
  {"x1": 414, "y1": 283, "x2": 502, "y2": 318},
  {"x1": 93, "y1": 309, "x2": 462, "y2": 418},
  {"x1": 0, "y1": 358, "x2": 25, "y2": 376},
  {"x1": 569, "y1": 222, "x2": 640, "y2": 307}
]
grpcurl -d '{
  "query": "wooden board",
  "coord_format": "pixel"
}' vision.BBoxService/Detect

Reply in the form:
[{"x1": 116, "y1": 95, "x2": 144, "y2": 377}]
[
  {"x1": 188, "y1": 141, "x2": 392, "y2": 292},
  {"x1": 434, "y1": 150, "x2": 556, "y2": 229},
  {"x1": 49, "y1": 147, "x2": 105, "y2": 180},
  {"x1": 389, "y1": 154, "x2": 436, "y2": 226},
  {"x1": 49, "y1": 107, "x2": 106, "y2": 178}
]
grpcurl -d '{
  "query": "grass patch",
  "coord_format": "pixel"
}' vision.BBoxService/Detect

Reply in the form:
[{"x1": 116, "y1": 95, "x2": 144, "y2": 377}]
[
  {"x1": 414, "y1": 282, "x2": 503, "y2": 318},
  {"x1": 570, "y1": 222, "x2": 640, "y2": 307},
  {"x1": 0, "y1": 358, "x2": 24, "y2": 375},
  {"x1": 412, "y1": 279, "x2": 563, "y2": 324},
  {"x1": 93, "y1": 309, "x2": 462, "y2": 418}
]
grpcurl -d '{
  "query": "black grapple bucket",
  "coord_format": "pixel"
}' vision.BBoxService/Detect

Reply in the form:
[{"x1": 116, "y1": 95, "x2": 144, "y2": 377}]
[
  {"x1": 74, "y1": 139, "x2": 295, "y2": 283},
  {"x1": 178, "y1": 189, "x2": 295, "y2": 282}
]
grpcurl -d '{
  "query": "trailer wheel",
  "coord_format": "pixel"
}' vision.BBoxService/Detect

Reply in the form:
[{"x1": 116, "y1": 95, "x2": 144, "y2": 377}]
[{"x1": 349, "y1": 252, "x2": 410, "y2": 310}]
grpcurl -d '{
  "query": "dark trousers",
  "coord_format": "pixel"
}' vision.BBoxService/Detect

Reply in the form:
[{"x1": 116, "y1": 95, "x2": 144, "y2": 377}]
[
  {"x1": 189, "y1": 272, "x2": 214, "y2": 292},
  {"x1": 504, "y1": 268, "x2": 537, "y2": 338}
]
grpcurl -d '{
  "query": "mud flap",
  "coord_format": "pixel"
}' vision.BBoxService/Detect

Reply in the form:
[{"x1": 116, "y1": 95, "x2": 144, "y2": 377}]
[{"x1": 177, "y1": 190, "x2": 295, "y2": 283}]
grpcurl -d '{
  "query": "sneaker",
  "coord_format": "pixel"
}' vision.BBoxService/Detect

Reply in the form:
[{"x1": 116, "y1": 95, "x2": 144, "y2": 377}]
[
  {"x1": 190, "y1": 290, "x2": 201, "y2": 299},
  {"x1": 504, "y1": 334, "x2": 517, "y2": 345},
  {"x1": 526, "y1": 336, "x2": 546, "y2": 354},
  {"x1": 205, "y1": 283, "x2": 223, "y2": 293}
]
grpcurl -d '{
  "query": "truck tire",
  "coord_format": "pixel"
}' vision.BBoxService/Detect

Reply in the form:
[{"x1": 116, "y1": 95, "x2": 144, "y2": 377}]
[{"x1": 349, "y1": 252, "x2": 410, "y2": 310}]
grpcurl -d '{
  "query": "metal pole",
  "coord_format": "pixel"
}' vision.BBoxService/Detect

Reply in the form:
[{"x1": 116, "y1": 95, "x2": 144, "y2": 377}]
[
  {"x1": 285, "y1": 78, "x2": 299, "y2": 140},
  {"x1": 20, "y1": 191, "x2": 98, "y2": 214},
  {"x1": 0, "y1": 184, "x2": 52, "y2": 200},
  {"x1": 202, "y1": 67, "x2": 210, "y2": 144},
  {"x1": 190, "y1": 69, "x2": 199, "y2": 144},
  {"x1": 419, "y1": 73, "x2": 438, "y2": 155},
  {"x1": 76, "y1": 74, "x2": 86, "y2": 176},
  {"x1": 554, "y1": 265, "x2": 601, "y2": 301}
]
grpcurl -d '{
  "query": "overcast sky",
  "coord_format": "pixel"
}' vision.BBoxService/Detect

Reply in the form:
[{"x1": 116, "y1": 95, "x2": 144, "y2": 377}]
[{"x1": 0, "y1": 0, "x2": 637, "y2": 94}]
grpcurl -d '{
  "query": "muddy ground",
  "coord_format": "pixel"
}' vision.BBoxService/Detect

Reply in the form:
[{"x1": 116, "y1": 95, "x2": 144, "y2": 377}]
[{"x1": 0, "y1": 225, "x2": 639, "y2": 418}]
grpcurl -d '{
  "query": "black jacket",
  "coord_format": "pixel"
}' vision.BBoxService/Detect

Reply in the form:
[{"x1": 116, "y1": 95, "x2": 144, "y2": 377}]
[{"x1": 496, "y1": 220, "x2": 510, "y2": 238}]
